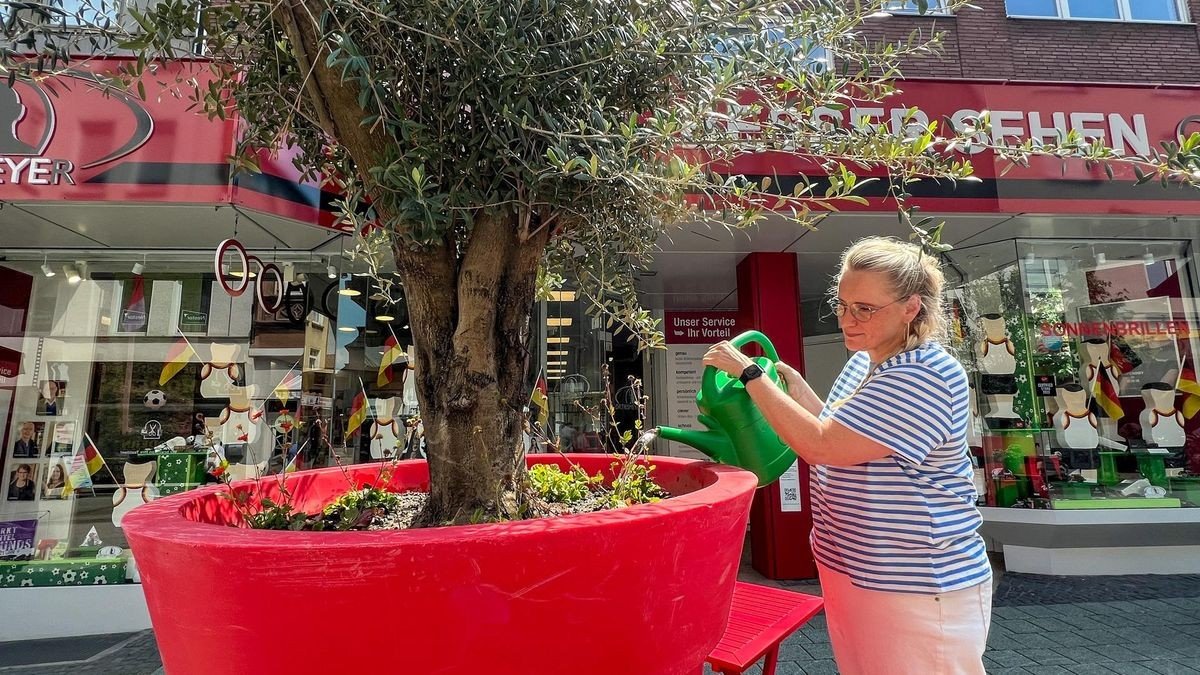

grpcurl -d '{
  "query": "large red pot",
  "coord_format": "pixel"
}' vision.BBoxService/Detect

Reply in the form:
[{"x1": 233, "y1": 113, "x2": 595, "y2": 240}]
[{"x1": 123, "y1": 454, "x2": 757, "y2": 675}]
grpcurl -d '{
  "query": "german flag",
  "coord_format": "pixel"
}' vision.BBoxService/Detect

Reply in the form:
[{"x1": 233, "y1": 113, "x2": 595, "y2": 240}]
[
  {"x1": 346, "y1": 389, "x2": 369, "y2": 437},
  {"x1": 62, "y1": 435, "x2": 107, "y2": 498},
  {"x1": 1177, "y1": 355, "x2": 1200, "y2": 419},
  {"x1": 1091, "y1": 363, "x2": 1124, "y2": 420},
  {"x1": 159, "y1": 335, "x2": 196, "y2": 386},
  {"x1": 1108, "y1": 339, "x2": 1136, "y2": 377},
  {"x1": 377, "y1": 334, "x2": 405, "y2": 388}
]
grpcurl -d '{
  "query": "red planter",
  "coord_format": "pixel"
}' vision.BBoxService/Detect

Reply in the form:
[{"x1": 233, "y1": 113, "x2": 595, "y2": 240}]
[{"x1": 123, "y1": 454, "x2": 757, "y2": 675}]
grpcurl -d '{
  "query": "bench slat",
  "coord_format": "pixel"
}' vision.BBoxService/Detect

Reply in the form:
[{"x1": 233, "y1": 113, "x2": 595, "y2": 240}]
[{"x1": 706, "y1": 582, "x2": 824, "y2": 672}]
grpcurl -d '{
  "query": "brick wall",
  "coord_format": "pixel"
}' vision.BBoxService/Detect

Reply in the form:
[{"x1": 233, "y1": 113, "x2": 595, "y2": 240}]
[{"x1": 853, "y1": 0, "x2": 1200, "y2": 83}]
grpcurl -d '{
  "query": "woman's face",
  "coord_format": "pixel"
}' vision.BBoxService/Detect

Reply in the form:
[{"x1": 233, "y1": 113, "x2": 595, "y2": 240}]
[
  {"x1": 50, "y1": 466, "x2": 63, "y2": 481},
  {"x1": 837, "y1": 269, "x2": 920, "y2": 356},
  {"x1": 19, "y1": 424, "x2": 33, "y2": 441}
]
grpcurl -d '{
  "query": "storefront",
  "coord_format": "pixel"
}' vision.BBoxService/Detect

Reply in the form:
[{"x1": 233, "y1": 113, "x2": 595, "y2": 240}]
[
  {"x1": 644, "y1": 79, "x2": 1200, "y2": 577},
  {"x1": 0, "y1": 60, "x2": 420, "y2": 639}
]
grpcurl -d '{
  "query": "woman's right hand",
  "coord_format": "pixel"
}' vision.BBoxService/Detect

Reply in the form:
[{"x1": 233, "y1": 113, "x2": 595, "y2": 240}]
[{"x1": 775, "y1": 362, "x2": 807, "y2": 404}]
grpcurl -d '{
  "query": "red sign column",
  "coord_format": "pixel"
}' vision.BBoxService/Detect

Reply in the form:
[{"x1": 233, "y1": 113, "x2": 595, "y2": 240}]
[{"x1": 736, "y1": 252, "x2": 817, "y2": 580}]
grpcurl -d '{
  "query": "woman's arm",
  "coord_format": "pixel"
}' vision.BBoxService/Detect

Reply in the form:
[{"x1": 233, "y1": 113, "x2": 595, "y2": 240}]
[
  {"x1": 703, "y1": 343, "x2": 893, "y2": 467},
  {"x1": 743, "y1": 376, "x2": 894, "y2": 467}
]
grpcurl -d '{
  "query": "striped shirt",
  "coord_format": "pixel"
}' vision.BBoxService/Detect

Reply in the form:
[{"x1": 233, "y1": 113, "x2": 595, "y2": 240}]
[{"x1": 811, "y1": 341, "x2": 990, "y2": 594}]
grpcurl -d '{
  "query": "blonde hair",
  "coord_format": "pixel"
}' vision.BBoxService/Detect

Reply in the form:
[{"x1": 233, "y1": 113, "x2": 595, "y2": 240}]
[{"x1": 835, "y1": 236, "x2": 948, "y2": 352}]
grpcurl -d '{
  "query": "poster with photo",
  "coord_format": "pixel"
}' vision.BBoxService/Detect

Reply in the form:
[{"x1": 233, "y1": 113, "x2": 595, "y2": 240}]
[
  {"x1": 9, "y1": 421, "x2": 44, "y2": 458},
  {"x1": 49, "y1": 421, "x2": 77, "y2": 456},
  {"x1": 42, "y1": 455, "x2": 69, "y2": 499},
  {"x1": 6, "y1": 463, "x2": 37, "y2": 501},
  {"x1": 35, "y1": 380, "x2": 66, "y2": 416}
]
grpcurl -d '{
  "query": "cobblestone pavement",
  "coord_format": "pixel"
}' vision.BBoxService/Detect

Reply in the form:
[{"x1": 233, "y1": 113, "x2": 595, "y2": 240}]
[{"x1": 4, "y1": 575, "x2": 1200, "y2": 674}]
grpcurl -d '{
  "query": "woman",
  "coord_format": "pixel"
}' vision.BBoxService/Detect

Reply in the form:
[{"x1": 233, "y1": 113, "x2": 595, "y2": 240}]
[
  {"x1": 44, "y1": 463, "x2": 65, "y2": 498},
  {"x1": 7, "y1": 464, "x2": 36, "y2": 501},
  {"x1": 704, "y1": 237, "x2": 990, "y2": 675}
]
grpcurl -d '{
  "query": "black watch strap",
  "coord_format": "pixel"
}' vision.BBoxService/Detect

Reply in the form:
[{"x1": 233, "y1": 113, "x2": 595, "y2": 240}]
[{"x1": 739, "y1": 364, "x2": 764, "y2": 385}]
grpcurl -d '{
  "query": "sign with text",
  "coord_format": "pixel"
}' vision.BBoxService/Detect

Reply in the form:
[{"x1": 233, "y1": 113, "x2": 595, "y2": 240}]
[
  {"x1": 728, "y1": 79, "x2": 1200, "y2": 215},
  {"x1": 662, "y1": 312, "x2": 743, "y2": 458},
  {"x1": 0, "y1": 519, "x2": 37, "y2": 559},
  {"x1": 664, "y1": 311, "x2": 744, "y2": 345}
]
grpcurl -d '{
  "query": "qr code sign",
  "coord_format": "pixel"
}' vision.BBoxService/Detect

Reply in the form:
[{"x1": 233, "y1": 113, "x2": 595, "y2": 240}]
[{"x1": 783, "y1": 487, "x2": 798, "y2": 502}]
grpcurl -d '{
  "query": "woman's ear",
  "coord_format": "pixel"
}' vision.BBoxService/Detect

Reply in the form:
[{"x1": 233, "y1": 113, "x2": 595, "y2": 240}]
[{"x1": 904, "y1": 294, "x2": 923, "y2": 323}]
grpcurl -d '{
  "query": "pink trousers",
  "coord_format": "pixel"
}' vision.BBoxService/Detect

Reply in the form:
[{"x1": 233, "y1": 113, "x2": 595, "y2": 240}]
[{"x1": 818, "y1": 563, "x2": 991, "y2": 675}]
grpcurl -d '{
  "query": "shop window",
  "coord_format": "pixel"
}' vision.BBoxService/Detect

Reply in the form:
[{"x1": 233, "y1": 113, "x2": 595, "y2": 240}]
[
  {"x1": 0, "y1": 251, "x2": 416, "y2": 588},
  {"x1": 945, "y1": 239, "x2": 1200, "y2": 511},
  {"x1": 1006, "y1": 0, "x2": 1185, "y2": 21}
]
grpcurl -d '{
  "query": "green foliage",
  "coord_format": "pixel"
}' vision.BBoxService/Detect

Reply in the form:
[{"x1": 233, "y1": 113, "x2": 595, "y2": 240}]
[
  {"x1": 318, "y1": 485, "x2": 403, "y2": 530},
  {"x1": 605, "y1": 460, "x2": 666, "y2": 508},
  {"x1": 528, "y1": 464, "x2": 601, "y2": 504},
  {"x1": 242, "y1": 496, "x2": 311, "y2": 532}
]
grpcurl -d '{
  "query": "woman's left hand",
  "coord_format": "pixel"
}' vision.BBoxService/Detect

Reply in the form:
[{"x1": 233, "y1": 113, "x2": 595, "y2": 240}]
[{"x1": 703, "y1": 341, "x2": 756, "y2": 378}]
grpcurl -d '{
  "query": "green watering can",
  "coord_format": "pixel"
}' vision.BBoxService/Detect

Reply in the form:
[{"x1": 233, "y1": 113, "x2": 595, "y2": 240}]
[{"x1": 657, "y1": 331, "x2": 796, "y2": 487}]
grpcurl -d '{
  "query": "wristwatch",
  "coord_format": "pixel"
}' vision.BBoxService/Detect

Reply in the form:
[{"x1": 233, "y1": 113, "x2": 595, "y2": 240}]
[{"x1": 739, "y1": 364, "x2": 764, "y2": 386}]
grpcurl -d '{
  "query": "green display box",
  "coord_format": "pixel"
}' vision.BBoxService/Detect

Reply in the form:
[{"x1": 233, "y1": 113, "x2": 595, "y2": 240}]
[
  {"x1": 143, "y1": 451, "x2": 208, "y2": 496},
  {"x1": 1051, "y1": 481, "x2": 1096, "y2": 500},
  {"x1": 0, "y1": 557, "x2": 127, "y2": 588},
  {"x1": 992, "y1": 478, "x2": 1021, "y2": 508},
  {"x1": 1169, "y1": 477, "x2": 1200, "y2": 506}
]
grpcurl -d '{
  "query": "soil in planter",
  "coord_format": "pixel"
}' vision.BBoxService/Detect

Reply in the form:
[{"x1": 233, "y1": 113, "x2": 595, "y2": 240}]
[{"x1": 236, "y1": 460, "x2": 669, "y2": 532}]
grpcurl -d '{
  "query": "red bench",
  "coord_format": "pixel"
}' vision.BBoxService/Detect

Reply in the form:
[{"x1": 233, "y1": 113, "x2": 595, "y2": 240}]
[{"x1": 705, "y1": 582, "x2": 825, "y2": 675}]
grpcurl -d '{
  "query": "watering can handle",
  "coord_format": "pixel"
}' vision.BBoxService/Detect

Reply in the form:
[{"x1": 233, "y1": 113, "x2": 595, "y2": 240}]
[{"x1": 701, "y1": 331, "x2": 780, "y2": 399}]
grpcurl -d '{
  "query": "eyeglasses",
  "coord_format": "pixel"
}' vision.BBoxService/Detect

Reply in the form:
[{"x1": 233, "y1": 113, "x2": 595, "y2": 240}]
[{"x1": 827, "y1": 297, "x2": 904, "y2": 322}]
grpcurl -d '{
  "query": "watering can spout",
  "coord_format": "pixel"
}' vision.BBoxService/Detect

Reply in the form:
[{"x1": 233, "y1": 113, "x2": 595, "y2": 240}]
[{"x1": 655, "y1": 424, "x2": 737, "y2": 465}]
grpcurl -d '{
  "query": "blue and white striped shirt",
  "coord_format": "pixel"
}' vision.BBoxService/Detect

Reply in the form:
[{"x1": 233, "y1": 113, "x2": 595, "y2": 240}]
[{"x1": 812, "y1": 341, "x2": 991, "y2": 594}]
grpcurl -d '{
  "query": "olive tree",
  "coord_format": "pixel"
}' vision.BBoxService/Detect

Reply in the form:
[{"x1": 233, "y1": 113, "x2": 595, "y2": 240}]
[{"x1": 6, "y1": 0, "x2": 1198, "y2": 522}]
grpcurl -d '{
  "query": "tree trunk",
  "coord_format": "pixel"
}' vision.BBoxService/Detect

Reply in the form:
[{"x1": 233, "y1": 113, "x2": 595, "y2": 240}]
[{"x1": 395, "y1": 213, "x2": 549, "y2": 523}]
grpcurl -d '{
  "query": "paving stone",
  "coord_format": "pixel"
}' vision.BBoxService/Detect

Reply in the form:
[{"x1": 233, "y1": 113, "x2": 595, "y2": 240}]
[
  {"x1": 1089, "y1": 644, "x2": 1153, "y2": 662},
  {"x1": 801, "y1": 643, "x2": 834, "y2": 661},
  {"x1": 1020, "y1": 648, "x2": 1081, "y2": 666},
  {"x1": 1121, "y1": 664, "x2": 1179, "y2": 675},
  {"x1": 1026, "y1": 617, "x2": 1077, "y2": 632},
  {"x1": 1065, "y1": 665, "x2": 1121, "y2": 675},
  {"x1": 799, "y1": 660, "x2": 838, "y2": 675},
  {"x1": 993, "y1": 606, "x2": 1034, "y2": 620},
  {"x1": 987, "y1": 650, "x2": 1037, "y2": 667},
  {"x1": 1054, "y1": 647, "x2": 1115, "y2": 664},
  {"x1": 998, "y1": 619, "x2": 1044, "y2": 634},
  {"x1": 1142, "y1": 661, "x2": 1200, "y2": 675}
]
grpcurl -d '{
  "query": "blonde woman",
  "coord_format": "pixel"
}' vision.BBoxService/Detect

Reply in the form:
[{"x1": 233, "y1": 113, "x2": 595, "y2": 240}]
[{"x1": 704, "y1": 237, "x2": 990, "y2": 675}]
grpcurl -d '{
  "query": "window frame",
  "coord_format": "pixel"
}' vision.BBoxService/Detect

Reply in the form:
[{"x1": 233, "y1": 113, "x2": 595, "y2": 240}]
[
  {"x1": 883, "y1": 0, "x2": 954, "y2": 16},
  {"x1": 1005, "y1": 0, "x2": 1190, "y2": 24}
]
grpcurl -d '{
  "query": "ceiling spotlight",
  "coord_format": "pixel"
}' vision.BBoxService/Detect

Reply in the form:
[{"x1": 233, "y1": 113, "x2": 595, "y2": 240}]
[
  {"x1": 327, "y1": 265, "x2": 338, "y2": 279},
  {"x1": 40, "y1": 257, "x2": 55, "y2": 278},
  {"x1": 1023, "y1": 252, "x2": 1035, "y2": 266},
  {"x1": 338, "y1": 288, "x2": 362, "y2": 297},
  {"x1": 131, "y1": 261, "x2": 145, "y2": 275},
  {"x1": 337, "y1": 326, "x2": 356, "y2": 333},
  {"x1": 375, "y1": 314, "x2": 395, "y2": 322},
  {"x1": 63, "y1": 263, "x2": 81, "y2": 285},
  {"x1": 295, "y1": 272, "x2": 308, "y2": 284},
  {"x1": 1143, "y1": 253, "x2": 1155, "y2": 266},
  {"x1": 1096, "y1": 252, "x2": 1107, "y2": 265}
]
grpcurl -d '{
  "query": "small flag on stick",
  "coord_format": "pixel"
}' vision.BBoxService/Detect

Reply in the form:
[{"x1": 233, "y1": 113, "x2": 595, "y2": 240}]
[
  {"x1": 62, "y1": 434, "x2": 108, "y2": 498},
  {"x1": 160, "y1": 332, "x2": 197, "y2": 386}
]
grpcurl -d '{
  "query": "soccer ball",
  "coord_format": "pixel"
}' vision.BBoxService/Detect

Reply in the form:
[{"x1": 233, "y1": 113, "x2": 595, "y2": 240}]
[{"x1": 144, "y1": 390, "x2": 167, "y2": 409}]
